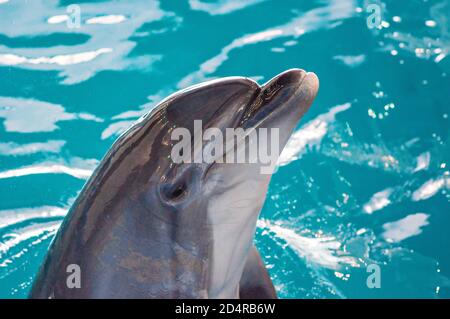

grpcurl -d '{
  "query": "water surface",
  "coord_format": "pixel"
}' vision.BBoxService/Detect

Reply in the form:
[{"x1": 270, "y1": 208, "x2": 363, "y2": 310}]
[{"x1": 0, "y1": 0, "x2": 449, "y2": 298}]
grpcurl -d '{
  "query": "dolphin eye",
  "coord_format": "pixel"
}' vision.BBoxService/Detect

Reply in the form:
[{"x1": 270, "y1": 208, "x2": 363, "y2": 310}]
[
  {"x1": 162, "y1": 182, "x2": 187, "y2": 202},
  {"x1": 171, "y1": 183, "x2": 186, "y2": 199}
]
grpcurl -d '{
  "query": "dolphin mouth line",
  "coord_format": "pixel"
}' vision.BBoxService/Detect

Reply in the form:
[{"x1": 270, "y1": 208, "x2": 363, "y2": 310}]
[
  {"x1": 238, "y1": 69, "x2": 308, "y2": 130},
  {"x1": 201, "y1": 69, "x2": 311, "y2": 180}
]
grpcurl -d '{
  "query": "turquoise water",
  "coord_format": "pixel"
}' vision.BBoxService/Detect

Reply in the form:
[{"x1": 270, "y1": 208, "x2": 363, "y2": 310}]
[{"x1": 0, "y1": 0, "x2": 449, "y2": 298}]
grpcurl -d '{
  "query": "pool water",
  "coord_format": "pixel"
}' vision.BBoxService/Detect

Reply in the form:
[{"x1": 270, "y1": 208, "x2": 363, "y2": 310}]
[{"x1": 0, "y1": 0, "x2": 449, "y2": 298}]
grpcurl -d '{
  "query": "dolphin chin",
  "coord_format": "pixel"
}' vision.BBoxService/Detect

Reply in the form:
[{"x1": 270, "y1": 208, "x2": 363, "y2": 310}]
[{"x1": 29, "y1": 69, "x2": 318, "y2": 299}]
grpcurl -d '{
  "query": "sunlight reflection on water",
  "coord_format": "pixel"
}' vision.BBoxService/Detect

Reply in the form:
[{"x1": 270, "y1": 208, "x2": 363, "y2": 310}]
[{"x1": 0, "y1": 0, "x2": 449, "y2": 298}]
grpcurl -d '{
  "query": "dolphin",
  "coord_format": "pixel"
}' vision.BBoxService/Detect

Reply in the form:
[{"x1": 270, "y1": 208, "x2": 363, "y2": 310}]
[{"x1": 29, "y1": 69, "x2": 319, "y2": 298}]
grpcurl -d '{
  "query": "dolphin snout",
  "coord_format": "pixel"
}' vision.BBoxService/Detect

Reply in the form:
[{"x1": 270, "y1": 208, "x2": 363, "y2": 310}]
[
  {"x1": 263, "y1": 68, "x2": 307, "y2": 88},
  {"x1": 263, "y1": 68, "x2": 319, "y2": 111},
  {"x1": 241, "y1": 69, "x2": 319, "y2": 129}
]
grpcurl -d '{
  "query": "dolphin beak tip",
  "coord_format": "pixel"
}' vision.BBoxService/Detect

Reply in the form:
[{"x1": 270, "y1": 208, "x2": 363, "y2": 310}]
[
  {"x1": 281, "y1": 69, "x2": 319, "y2": 106},
  {"x1": 304, "y1": 71, "x2": 319, "y2": 97},
  {"x1": 270, "y1": 68, "x2": 319, "y2": 93}
]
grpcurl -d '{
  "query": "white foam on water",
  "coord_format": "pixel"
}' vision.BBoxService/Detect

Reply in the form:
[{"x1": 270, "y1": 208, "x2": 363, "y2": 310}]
[
  {"x1": 101, "y1": 120, "x2": 136, "y2": 140},
  {"x1": 363, "y1": 188, "x2": 393, "y2": 214},
  {"x1": 189, "y1": 0, "x2": 266, "y2": 15},
  {"x1": 0, "y1": 157, "x2": 97, "y2": 180},
  {"x1": 333, "y1": 54, "x2": 366, "y2": 67},
  {"x1": 47, "y1": 14, "x2": 68, "y2": 24},
  {"x1": 414, "y1": 152, "x2": 431, "y2": 172},
  {"x1": 0, "y1": 97, "x2": 102, "y2": 133},
  {"x1": 382, "y1": 213, "x2": 430, "y2": 242},
  {"x1": 0, "y1": 206, "x2": 67, "y2": 228},
  {"x1": 0, "y1": 0, "x2": 166, "y2": 84},
  {"x1": 258, "y1": 219, "x2": 359, "y2": 270},
  {"x1": 0, "y1": 48, "x2": 113, "y2": 66},
  {"x1": 0, "y1": 164, "x2": 93, "y2": 180},
  {"x1": 86, "y1": 15, "x2": 126, "y2": 25},
  {"x1": 0, "y1": 221, "x2": 60, "y2": 258},
  {"x1": 412, "y1": 177, "x2": 448, "y2": 201},
  {"x1": 0, "y1": 140, "x2": 65, "y2": 156},
  {"x1": 277, "y1": 103, "x2": 352, "y2": 166}
]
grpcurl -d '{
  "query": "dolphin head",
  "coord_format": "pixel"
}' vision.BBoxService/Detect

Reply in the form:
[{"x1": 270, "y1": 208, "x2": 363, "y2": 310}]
[
  {"x1": 42, "y1": 69, "x2": 318, "y2": 299},
  {"x1": 126, "y1": 69, "x2": 318, "y2": 297}
]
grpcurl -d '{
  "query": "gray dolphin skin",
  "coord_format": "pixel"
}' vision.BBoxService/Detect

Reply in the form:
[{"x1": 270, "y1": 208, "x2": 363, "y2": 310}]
[{"x1": 30, "y1": 69, "x2": 319, "y2": 299}]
